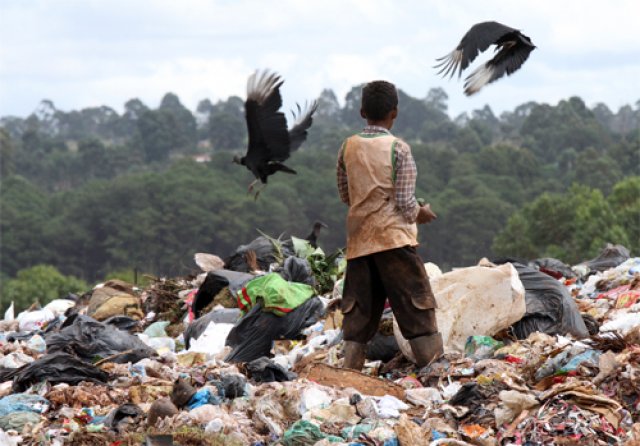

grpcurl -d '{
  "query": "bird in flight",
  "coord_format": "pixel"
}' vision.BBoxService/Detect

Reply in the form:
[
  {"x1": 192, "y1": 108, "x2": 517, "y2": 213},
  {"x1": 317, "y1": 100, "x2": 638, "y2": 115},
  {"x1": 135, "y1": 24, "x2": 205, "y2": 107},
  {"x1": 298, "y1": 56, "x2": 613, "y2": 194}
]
[
  {"x1": 435, "y1": 21, "x2": 536, "y2": 96},
  {"x1": 233, "y1": 70, "x2": 318, "y2": 199}
]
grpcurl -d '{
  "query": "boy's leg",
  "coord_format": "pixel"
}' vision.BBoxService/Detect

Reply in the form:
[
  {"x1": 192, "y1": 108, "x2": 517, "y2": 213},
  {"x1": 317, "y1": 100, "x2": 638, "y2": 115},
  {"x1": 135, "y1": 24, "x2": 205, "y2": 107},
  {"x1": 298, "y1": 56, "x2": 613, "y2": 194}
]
[
  {"x1": 374, "y1": 246, "x2": 443, "y2": 366},
  {"x1": 341, "y1": 255, "x2": 387, "y2": 370}
]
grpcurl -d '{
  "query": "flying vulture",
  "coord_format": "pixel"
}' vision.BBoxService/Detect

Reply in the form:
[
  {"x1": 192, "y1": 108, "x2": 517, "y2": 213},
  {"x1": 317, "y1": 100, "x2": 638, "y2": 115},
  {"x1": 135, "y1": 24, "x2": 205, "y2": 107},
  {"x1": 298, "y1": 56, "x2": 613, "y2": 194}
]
[
  {"x1": 233, "y1": 69, "x2": 318, "y2": 199},
  {"x1": 435, "y1": 21, "x2": 536, "y2": 96}
]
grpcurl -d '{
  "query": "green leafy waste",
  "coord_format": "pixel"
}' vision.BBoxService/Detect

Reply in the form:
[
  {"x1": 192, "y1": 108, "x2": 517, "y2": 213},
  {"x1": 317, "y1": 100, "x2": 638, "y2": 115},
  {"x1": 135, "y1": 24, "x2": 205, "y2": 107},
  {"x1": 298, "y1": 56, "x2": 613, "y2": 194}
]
[{"x1": 291, "y1": 236, "x2": 345, "y2": 294}]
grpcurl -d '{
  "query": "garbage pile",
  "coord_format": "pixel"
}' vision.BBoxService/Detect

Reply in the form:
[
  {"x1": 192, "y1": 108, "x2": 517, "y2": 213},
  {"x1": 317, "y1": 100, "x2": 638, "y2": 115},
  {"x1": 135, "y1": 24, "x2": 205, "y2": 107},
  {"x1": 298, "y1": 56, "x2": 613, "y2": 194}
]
[{"x1": 0, "y1": 237, "x2": 638, "y2": 445}]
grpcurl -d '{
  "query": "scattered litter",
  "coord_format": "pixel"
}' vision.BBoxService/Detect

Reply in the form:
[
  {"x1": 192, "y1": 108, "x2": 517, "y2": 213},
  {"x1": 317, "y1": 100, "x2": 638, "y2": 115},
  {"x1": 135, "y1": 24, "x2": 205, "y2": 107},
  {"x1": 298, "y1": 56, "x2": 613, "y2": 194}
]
[{"x1": 0, "y1": 236, "x2": 636, "y2": 444}]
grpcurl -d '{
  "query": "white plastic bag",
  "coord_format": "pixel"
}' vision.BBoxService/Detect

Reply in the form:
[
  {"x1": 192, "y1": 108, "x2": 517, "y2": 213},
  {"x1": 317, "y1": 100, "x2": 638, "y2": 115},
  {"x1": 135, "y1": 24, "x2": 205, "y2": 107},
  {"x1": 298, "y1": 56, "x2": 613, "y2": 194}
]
[
  {"x1": 4, "y1": 302, "x2": 14, "y2": 321},
  {"x1": 187, "y1": 322, "x2": 234, "y2": 355},
  {"x1": 395, "y1": 262, "x2": 526, "y2": 359},
  {"x1": 43, "y1": 299, "x2": 75, "y2": 317},
  {"x1": 17, "y1": 308, "x2": 55, "y2": 332}
]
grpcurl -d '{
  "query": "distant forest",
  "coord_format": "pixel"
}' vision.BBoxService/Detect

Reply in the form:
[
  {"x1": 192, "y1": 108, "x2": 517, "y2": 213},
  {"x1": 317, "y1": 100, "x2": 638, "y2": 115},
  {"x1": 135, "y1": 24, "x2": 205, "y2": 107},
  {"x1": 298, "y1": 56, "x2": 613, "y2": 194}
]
[{"x1": 1, "y1": 87, "x2": 639, "y2": 287}]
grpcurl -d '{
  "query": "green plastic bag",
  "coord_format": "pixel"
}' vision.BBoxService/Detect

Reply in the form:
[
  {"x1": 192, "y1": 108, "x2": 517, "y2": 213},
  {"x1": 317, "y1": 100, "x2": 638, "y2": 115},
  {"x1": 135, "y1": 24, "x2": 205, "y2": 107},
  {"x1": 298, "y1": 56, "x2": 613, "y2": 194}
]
[
  {"x1": 237, "y1": 273, "x2": 315, "y2": 316},
  {"x1": 464, "y1": 335, "x2": 504, "y2": 360},
  {"x1": 281, "y1": 420, "x2": 342, "y2": 446}
]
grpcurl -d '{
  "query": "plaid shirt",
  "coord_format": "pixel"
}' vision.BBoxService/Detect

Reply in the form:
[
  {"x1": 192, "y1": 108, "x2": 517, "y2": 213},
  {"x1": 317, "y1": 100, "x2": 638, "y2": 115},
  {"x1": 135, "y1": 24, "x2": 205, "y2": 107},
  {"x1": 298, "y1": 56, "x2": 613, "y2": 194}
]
[{"x1": 337, "y1": 125, "x2": 419, "y2": 222}]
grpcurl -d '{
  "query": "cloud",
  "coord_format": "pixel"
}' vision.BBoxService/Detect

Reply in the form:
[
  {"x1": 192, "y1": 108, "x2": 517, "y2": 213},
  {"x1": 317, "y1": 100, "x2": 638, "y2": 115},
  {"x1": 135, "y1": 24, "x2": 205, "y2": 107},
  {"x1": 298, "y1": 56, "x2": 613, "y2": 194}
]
[{"x1": 1, "y1": 0, "x2": 638, "y2": 117}]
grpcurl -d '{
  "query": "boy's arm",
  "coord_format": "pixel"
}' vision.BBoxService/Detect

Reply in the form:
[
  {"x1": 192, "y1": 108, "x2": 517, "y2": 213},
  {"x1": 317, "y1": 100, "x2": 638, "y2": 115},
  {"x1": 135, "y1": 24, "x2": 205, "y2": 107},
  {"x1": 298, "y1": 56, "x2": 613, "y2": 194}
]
[
  {"x1": 336, "y1": 141, "x2": 350, "y2": 205},
  {"x1": 394, "y1": 141, "x2": 420, "y2": 222}
]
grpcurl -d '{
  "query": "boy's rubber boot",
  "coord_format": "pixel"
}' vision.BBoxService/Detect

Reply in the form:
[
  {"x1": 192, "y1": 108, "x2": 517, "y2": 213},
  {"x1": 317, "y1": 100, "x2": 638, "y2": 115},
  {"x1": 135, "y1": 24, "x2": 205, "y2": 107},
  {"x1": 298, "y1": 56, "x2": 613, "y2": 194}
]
[
  {"x1": 342, "y1": 341, "x2": 366, "y2": 371},
  {"x1": 409, "y1": 333, "x2": 444, "y2": 367}
]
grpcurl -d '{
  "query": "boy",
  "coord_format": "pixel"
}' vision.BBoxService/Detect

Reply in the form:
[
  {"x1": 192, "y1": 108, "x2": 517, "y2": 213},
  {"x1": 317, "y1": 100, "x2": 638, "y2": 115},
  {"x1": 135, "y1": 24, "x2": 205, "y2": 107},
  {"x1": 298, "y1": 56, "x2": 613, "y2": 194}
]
[{"x1": 336, "y1": 80, "x2": 443, "y2": 370}]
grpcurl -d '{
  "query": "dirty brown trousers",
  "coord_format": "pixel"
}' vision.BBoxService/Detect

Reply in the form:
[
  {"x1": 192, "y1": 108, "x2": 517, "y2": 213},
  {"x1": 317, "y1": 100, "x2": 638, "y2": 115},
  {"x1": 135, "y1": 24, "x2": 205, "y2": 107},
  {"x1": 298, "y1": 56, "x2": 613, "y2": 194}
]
[{"x1": 341, "y1": 246, "x2": 438, "y2": 344}]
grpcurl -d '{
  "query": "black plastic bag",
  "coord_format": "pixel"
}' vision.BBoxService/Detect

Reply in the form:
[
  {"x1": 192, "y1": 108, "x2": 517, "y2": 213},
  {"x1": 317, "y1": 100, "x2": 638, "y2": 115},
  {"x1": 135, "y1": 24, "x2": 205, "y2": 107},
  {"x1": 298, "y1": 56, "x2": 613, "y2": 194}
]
[
  {"x1": 530, "y1": 258, "x2": 576, "y2": 279},
  {"x1": 509, "y1": 263, "x2": 589, "y2": 340},
  {"x1": 449, "y1": 382, "x2": 488, "y2": 407},
  {"x1": 184, "y1": 308, "x2": 241, "y2": 349},
  {"x1": 582, "y1": 244, "x2": 630, "y2": 272},
  {"x1": 6, "y1": 332, "x2": 37, "y2": 342},
  {"x1": 103, "y1": 315, "x2": 142, "y2": 332},
  {"x1": 221, "y1": 374, "x2": 247, "y2": 399},
  {"x1": 280, "y1": 257, "x2": 315, "y2": 286},
  {"x1": 224, "y1": 236, "x2": 294, "y2": 273},
  {"x1": 192, "y1": 270, "x2": 253, "y2": 318},
  {"x1": 46, "y1": 314, "x2": 155, "y2": 363},
  {"x1": 225, "y1": 297, "x2": 325, "y2": 363},
  {"x1": 246, "y1": 357, "x2": 296, "y2": 383},
  {"x1": 366, "y1": 332, "x2": 400, "y2": 362},
  {"x1": 11, "y1": 352, "x2": 109, "y2": 392},
  {"x1": 582, "y1": 314, "x2": 600, "y2": 336},
  {"x1": 104, "y1": 403, "x2": 143, "y2": 430}
]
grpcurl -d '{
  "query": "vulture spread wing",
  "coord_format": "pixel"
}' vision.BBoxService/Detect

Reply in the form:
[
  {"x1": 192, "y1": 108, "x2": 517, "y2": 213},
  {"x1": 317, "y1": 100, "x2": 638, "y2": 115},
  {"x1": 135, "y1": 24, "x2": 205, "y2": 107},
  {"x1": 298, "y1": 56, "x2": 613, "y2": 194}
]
[
  {"x1": 288, "y1": 101, "x2": 318, "y2": 152},
  {"x1": 238, "y1": 69, "x2": 319, "y2": 193},
  {"x1": 244, "y1": 71, "x2": 290, "y2": 164},
  {"x1": 463, "y1": 39, "x2": 534, "y2": 95},
  {"x1": 435, "y1": 21, "x2": 535, "y2": 95}
]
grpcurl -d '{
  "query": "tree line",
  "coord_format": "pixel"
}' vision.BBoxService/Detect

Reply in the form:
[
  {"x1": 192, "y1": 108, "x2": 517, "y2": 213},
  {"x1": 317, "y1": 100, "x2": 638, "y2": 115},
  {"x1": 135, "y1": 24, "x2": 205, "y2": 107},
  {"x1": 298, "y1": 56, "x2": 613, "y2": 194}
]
[{"x1": 1, "y1": 87, "x2": 639, "y2": 310}]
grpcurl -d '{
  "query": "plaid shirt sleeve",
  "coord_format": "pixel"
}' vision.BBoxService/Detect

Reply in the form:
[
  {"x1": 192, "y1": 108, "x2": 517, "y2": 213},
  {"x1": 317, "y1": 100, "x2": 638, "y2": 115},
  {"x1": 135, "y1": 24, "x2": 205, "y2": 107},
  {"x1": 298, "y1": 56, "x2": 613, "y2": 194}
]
[
  {"x1": 337, "y1": 140, "x2": 350, "y2": 205},
  {"x1": 394, "y1": 140, "x2": 419, "y2": 223}
]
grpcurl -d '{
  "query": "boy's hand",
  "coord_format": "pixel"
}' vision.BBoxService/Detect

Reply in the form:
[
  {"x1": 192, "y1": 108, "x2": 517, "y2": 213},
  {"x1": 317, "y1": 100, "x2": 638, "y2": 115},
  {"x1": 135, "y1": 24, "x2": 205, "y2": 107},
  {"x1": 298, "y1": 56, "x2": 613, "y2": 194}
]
[{"x1": 416, "y1": 203, "x2": 437, "y2": 224}]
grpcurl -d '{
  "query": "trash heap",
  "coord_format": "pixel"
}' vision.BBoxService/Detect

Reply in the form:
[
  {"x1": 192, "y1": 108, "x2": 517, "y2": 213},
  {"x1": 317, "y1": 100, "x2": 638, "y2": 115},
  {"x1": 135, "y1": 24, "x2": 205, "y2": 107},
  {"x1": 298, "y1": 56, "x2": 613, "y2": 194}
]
[{"x1": 0, "y1": 237, "x2": 638, "y2": 445}]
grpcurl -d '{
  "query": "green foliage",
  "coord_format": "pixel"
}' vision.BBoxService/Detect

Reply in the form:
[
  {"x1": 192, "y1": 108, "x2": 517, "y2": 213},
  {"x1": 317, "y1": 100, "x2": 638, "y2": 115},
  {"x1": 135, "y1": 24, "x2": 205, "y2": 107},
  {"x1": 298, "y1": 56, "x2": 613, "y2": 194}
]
[
  {"x1": 608, "y1": 176, "x2": 640, "y2": 255},
  {"x1": 0, "y1": 176, "x2": 50, "y2": 277},
  {"x1": 493, "y1": 181, "x2": 634, "y2": 264},
  {"x1": 0, "y1": 90, "x2": 638, "y2": 282},
  {"x1": 290, "y1": 236, "x2": 345, "y2": 294},
  {"x1": 0, "y1": 128, "x2": 15, "y2": 176},
  {"x1": 1, "y1": 265, "x2": 88, "y2": 312},
  {"x1": 208, "y1": 112, "x2": 245, "y2": 150}
]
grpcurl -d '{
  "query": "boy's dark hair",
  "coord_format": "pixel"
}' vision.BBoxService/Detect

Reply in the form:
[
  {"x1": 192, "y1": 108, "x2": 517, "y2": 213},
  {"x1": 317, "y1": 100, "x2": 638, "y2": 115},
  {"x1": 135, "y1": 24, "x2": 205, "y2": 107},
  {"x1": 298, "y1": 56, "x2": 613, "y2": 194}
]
[{"x1": 361, "y1": 81, "x2": 398, "y2": 121}]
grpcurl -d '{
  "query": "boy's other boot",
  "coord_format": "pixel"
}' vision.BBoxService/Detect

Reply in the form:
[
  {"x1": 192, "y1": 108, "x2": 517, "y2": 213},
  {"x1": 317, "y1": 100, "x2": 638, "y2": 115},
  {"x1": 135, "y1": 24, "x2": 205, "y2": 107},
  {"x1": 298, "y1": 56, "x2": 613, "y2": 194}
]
[
  {"x1": 409, "y1": 333, "x2": 444, "y2": 367},
  {"x1": 342, "y1": 341, "x2": 366, "y2": 371}
]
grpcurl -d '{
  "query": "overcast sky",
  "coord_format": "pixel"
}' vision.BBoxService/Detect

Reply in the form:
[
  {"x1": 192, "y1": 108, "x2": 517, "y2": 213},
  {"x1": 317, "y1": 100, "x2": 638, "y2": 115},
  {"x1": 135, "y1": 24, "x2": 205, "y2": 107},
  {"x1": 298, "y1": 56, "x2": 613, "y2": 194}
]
[{"x1": 1, "y1": 0, "x2": 639, "y2": 120}]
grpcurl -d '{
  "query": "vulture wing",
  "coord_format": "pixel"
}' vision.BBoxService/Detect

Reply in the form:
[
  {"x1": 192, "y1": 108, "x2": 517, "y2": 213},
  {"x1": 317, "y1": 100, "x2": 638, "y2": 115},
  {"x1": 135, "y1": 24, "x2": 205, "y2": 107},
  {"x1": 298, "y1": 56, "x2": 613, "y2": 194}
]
[
  {"x1": 463, "y1": 34, "x2": 535, "y2": 95},
  {"x1": 287, "y1": 101, "x2": 318, "y2": 153},
  {"x1": 435, "y1": 21, "x2": 517, "y2": 78},
  {"x1": 244, "y1": 70, "x2": 290, "y2": 164}
]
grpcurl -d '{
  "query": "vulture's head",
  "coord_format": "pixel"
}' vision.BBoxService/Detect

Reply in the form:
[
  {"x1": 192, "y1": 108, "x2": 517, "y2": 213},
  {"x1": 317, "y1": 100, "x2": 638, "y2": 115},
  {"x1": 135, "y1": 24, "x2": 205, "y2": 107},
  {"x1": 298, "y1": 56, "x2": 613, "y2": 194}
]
[{"x1": 232, "y1": 155, "x2": 244, "y2": 165}]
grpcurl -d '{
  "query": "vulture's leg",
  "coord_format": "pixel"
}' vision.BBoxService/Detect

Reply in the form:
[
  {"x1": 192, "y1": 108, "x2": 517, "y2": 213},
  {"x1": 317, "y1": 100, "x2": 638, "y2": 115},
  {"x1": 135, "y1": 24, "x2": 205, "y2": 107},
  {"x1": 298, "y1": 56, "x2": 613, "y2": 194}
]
[
  {"x1": 253, "y1": 183, "x2": 267, "y2": 201},
  {"x1": 247, "y1": 179, "x2": 259, "y2": 194}
]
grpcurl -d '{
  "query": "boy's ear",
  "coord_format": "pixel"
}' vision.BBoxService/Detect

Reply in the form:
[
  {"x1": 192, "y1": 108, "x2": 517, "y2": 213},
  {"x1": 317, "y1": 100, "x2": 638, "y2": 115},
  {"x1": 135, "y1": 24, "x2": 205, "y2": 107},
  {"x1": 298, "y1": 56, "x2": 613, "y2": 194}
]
[
  {"x1": 390, "y1": 107, "x2": 398, "y2": 120},
  {"x1": 360, "y1": 108, "x2": 367, "y2": 120}
]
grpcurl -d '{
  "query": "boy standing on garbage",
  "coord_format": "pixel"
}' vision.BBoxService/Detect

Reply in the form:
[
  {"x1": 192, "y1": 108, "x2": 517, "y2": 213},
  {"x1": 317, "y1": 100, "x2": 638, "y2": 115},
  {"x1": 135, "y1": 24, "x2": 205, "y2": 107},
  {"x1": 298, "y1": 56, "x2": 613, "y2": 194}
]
[{"x1": 336, "y1": 80, "x2": 443, "y2": 370}]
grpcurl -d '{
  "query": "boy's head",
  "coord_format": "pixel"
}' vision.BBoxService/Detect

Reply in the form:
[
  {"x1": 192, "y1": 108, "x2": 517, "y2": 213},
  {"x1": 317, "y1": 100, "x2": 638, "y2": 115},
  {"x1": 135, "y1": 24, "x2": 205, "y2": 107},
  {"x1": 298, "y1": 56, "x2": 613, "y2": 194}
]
[{"x1": 361, "y1": 80, "x2": 398, "y2": 125}]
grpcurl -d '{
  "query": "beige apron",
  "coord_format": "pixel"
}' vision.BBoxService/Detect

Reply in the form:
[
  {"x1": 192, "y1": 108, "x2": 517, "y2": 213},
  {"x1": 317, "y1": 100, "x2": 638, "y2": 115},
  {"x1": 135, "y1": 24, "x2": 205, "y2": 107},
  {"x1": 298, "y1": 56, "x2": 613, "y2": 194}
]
[{"x1": 343, "y1": 133, "x2": 418, "y2": 260}]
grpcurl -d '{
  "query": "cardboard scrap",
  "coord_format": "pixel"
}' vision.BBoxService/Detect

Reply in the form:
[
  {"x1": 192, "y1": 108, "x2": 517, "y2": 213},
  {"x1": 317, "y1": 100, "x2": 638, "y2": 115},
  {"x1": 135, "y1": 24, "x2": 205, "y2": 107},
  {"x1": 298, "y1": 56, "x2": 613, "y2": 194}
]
[
  {"x1": 298, "y1": 363, "x2": 405, "y2": 400},
  {"x1": 394, "y1": 414, "x2": 430, "y2": 446}
]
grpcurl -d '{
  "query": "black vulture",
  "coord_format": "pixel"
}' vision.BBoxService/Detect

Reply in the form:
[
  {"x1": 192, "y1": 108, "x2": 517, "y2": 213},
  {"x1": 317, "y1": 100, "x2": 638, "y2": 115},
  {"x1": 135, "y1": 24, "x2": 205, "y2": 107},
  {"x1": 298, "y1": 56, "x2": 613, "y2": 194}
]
[
  {"x1": 305, "y1": 221, "x2": 328, "y2": 248},
  {"x1": 435, "y1": 21, "x2": 536, "y2": 96},
  {"x1": 233, "y1": 69, "x2": 318, "y2": 199}
]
